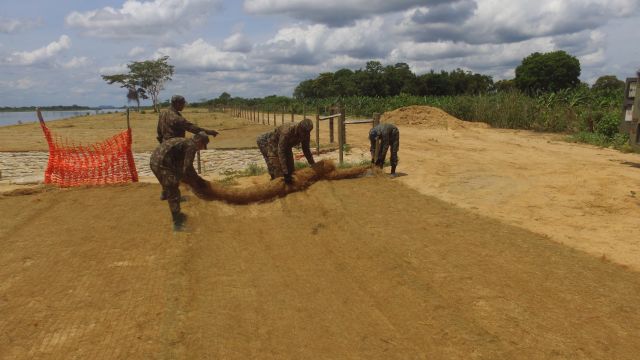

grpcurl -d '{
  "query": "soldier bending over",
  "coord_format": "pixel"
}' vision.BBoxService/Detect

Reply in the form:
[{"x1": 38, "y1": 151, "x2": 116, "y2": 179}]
[
  {"x1": 150, "y1": 132, "x2": 209, "y2": 231},
  {"x1": 256, "y1": 118, "x2": 315, "y2": 184},
  {"x1": 369, "y1": 123, "x2": 400, "y2": 176}
]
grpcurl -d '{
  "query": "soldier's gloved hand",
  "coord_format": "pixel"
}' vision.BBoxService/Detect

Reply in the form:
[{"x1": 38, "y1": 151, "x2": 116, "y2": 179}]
[{"x1": 283, "y1": 173, "x2": 293, "y2": 185}]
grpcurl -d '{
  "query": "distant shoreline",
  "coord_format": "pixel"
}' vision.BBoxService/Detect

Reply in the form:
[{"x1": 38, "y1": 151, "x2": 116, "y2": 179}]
[{"x1": 0, "y1": 107, "x2": 126, "y2": 113}]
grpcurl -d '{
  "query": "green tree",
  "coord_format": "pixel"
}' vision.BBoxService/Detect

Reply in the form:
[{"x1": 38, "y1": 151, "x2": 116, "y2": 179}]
[
  {"x1": 128, "y1": 56, "x2": 174, "y2": 112},
  {"x1": 334, "y1": 68, "x2": 358, "y2": 97},
  {"x1": 591, "y1": 75, "x2": 625, "y2": 93},
  {"x1": 514, "y1": 51, "x2": 581, "y2": 93},
  {"x1": 494, "y1": 79, "x2": 516, "y2": 92},
  {"x1": 293, "y1": 79, "x2": 316, "y2": 99},
  {"x1": 101, "y1": 73, "x2": 147, "y2": 111}
]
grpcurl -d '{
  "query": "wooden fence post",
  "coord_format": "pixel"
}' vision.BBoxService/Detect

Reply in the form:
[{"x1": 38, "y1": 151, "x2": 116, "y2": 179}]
[
  {"x1": 373, "y1": 113, "x2": 380, "y2": 127},
  {"x1": 291, "y1": 106, "x2": 294, "y2": 123},
  {"x1": 282, "y1": 106, "x2": 285, "y2": 125},
  {"x1": 329, "y1": 107, "x2": 334, "y2": 143},
  {"x1": 315, "y1": 110, "x2": 320, "y2": 156},
  {"x1": 338, "y1": 109, "x2": 344, "y2": 165},
  {"x1": 340, "y1": 105, "x2": 346, "y2": 146},
  {"x1": 273, "y1": 110, "x2": 277, "y2": 127}
]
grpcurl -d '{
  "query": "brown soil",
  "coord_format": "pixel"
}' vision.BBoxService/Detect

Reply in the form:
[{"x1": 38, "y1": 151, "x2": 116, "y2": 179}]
[
  {"x1": 3, "y1": 105, "x2": 640, "y2": 357},
  {"x1": 0, "y1": 108, "x2": 279, "y2": 152},
  {"x1": 381, "y1": 105, "x2": 489, "y2": 129},
  {"x1": 2, "y1": 180, "x2": 640, "y2": 359}
]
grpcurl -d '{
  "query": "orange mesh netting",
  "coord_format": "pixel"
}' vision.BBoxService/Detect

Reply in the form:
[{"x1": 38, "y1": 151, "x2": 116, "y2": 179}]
[{"x1": 38, "y1": 114, "x2": 138, "y2": 187}]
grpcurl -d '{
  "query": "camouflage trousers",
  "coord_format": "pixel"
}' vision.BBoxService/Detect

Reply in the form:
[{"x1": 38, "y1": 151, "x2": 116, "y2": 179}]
[
  {"x1": 257, "y1": 132, "x2": 293, "y2": 179},
  {"x1": 374, "y1": 128, "x2": 400, "y2": 167},
  {"x1": 150, "y1": 164, "x2": 182, "y2": 214}
]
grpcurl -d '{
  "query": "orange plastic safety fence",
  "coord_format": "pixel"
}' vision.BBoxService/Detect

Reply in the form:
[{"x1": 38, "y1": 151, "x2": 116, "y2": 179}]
[{"x1": 39, "y1": 119, "x2": 138, "y2": 187}]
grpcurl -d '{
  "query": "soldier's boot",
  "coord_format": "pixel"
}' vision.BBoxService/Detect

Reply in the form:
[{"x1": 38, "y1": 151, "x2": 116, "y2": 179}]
[
  {"x1": 390, "y1": 165, "x2": 397, "y2": 177},
  {"x1": 171, "y1": 211, "x2": 187, "y2": 232}
]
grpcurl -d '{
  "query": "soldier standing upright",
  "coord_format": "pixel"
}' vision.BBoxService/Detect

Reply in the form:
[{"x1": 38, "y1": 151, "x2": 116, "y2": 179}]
[
  {"x1": 157, "y1": 95, "x2": 219, "y2": 143},
  {"x1": 150, "y1": 131, "x2": 209, "y2": 231},
  {"x1": 369, "y1": 123, "x2": 400, "y2": 176},
  {"x1": 256, "y1": 118, "x2": 315, "y2": 184}
]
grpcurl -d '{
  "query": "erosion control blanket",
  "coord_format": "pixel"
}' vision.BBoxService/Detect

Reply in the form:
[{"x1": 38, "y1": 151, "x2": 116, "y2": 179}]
[{"x1": 184, "y1": 160, "x2": 369, "y2": 205}]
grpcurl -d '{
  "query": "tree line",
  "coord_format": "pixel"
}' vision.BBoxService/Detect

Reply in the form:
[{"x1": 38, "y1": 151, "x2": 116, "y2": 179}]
[{"x1": 292, "y1": 51, "x2": 625, "y2": 99}]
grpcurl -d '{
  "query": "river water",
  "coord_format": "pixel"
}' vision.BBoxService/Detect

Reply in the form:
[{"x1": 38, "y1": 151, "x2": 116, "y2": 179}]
[{"x1": 0, "y1": 109, "x2": 125, "y2": 127}]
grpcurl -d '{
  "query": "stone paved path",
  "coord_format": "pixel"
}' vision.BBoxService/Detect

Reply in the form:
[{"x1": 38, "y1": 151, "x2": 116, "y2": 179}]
[{"x1": 0, "y1": 149, "x2": 369, "y2": 183}]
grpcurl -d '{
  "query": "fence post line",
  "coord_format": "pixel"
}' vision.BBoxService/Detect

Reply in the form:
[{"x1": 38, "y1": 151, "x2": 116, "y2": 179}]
[
  {"x1": 282, "y1": 106, "x2": 285, "y2": 125},
  {"x1": 291, "y1": 106, "x2": 294, "y2": 123},
  {"x1": 267, "y1": 107, "x2": 270, "y2": 125},
  {"x1": 340, "y1": 105, "x2": 346, "y2": 146},
  {"x1": 303, "y1": 104, "x2": 306, "y2": 120},
  {"x1": 315, "y1": 109, "x2": 320, "y2": 156},
  {"x1": 338, "y1": 108, "x2": 344, "y2": 165},
  {"x1": 373, "y1": 113, "x2": 380, "y2": 127},
  {"x1": 273, "y1": 109, "x2": 277, "y2": 126},
  {"x1": 329, "y1": 108, "x2": 334, "y2": 143},
  {"x1": 126, "y1": 107, "x2": 130, "y2": 129}
]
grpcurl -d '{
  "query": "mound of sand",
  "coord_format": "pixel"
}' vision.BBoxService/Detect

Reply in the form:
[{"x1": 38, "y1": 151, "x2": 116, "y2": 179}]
[
  {"x1": 184, "y1": 159, "x2": 370, "y2": 205},
  {"x1": 382, "y1": 105, "x2": 488, "y2": 129}
]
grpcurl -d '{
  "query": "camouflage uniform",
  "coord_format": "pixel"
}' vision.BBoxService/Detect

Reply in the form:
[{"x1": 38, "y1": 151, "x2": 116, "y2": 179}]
[
  {"x1": 256, "y1": 120, "x2": 315, "y2": 179},
  {"x1": 156, "y1": 96, "x2": 218, "y2": 143},
  {"x1": 150, "y1": 137, "x2": 200, "y2": 221},
  {"x1": 369, "y1": 123, "x2": 400, "y2": 171}
]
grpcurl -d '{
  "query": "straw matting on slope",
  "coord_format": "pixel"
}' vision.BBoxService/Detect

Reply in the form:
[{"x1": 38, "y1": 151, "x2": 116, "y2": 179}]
[
  {"x1": 184, "y1": 160, "x2": 369, "y2": 204},
  {"x1": 382, "y1": 105, "x2": 489, "y2": 129}
]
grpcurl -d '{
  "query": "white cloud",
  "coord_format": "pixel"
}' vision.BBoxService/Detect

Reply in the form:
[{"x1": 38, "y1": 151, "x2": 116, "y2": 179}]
[
  {"x1": 65, "y1": 0, "x2": 222, "y2": 39},
  {"x1": 128, "y1": 46, "x2": 146, "y2": 57},
  {"x1": 223, "y1": 33, "x2": 253, "y2": 53},
  {"x1": 99, "y1": 64, "x2": 129, "y2": 75},
  {"x1": 60, "y1": 56, "x2": 90, "y2": 69},
  {"x1": 244, "y1": 0, "x2": 429, "y2": 26},
  {"x1": 0, "y1": 17, "x2": 41, "y2": 34},
  {"x1": 396, "y1": 0, "x2": 640, "y2": 45},
  {"x1": 0, "y1": 78, "x2": 36, "y2": 90},
  {"x1": 3, "y1": 35, "x2": 72, "y2": 66},
  {"x1": 154, "y1": 39, "x2": 249, "y2": 72}
]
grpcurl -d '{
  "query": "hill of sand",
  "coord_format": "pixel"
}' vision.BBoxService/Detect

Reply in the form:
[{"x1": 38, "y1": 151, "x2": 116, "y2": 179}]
[{"x1": 381, "y1": 105, "x2": 489, "y2": 129}]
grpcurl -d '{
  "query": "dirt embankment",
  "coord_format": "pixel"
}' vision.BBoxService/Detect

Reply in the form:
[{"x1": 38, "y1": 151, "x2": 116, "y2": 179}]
[{"x1": 381, "y1": 105, "x2": 489, "y2": 129}]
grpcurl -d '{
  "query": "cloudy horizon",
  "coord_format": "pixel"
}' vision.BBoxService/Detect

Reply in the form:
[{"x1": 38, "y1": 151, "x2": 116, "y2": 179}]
[{"x1": 1, "y1": 0, "x2": 639, "y2": 107}]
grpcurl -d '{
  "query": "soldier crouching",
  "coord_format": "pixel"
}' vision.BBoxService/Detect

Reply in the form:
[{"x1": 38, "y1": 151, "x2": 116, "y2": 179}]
[{"x1": 150, "y1": 131, "x2": 209, "y2": 231}]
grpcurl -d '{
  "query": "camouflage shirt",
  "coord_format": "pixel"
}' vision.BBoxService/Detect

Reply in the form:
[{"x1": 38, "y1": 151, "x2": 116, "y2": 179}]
[
  {"x1": 149, "y1": 137, "x2": 198, "y2": 179},
  {"x1": 157, "y1": 107, "x2": 208, "y2": 143},
  {"x1": 272, "y1": 122, "x2": 315, "y2": 175},
  {"x1": 369, "y1": 123, "x2": 400, "y2": 166}
]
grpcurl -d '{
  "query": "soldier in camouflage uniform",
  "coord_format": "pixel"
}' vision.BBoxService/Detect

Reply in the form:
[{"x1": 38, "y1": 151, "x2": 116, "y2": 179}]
[
  {"x1": 157, "y1": 95, "x2": 219, "y2": 143},
  {"x1": 150, "y1": 131, "x2": 209, "y2": 231},
  {"x1": 256, "y1": 118, "x2": 315, "y2": 184},
  {"x1": 369, "y1": 123, "x2": 400, "y2": 176}
]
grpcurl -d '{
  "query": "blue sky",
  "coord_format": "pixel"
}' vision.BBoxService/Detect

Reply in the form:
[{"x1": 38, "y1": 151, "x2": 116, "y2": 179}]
[{"x1": 1, "y1": 0, "x2": 639, "y2": 107}]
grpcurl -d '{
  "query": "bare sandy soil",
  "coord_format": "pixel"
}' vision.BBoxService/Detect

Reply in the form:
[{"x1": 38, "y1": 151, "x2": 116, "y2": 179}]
[
  {"x1": 2, "y1": 180, "x2": 640, "y2": 359},
  {"x1": 0, "y1": 108, "x2": 279, "y2": 152},
  {"x1": 2, "y1": 106, "x2": 640, "y2": 358},
  {"x1": 336, "y1": 106, "x2": 640, "y2": 270}
]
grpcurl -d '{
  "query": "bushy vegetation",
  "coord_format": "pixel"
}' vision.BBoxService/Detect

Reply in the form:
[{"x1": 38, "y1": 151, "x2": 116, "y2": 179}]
[{"x1": 189, "y1": 53, "x2": 630, "y2": 151}]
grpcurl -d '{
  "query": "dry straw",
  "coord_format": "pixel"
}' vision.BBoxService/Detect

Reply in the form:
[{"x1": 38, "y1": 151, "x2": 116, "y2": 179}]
[{"x1": 184, "y1": 160, "x2": 369, "y2": 205}]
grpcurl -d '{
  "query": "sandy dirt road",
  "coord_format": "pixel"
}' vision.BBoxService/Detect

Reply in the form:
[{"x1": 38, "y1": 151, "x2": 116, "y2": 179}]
[
  {"x1": 341, "y1": 120, "x2": 640, "y2": 270},
  {"x1": 2, "y1": 180, "x2": 640, "y2": 359}
]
